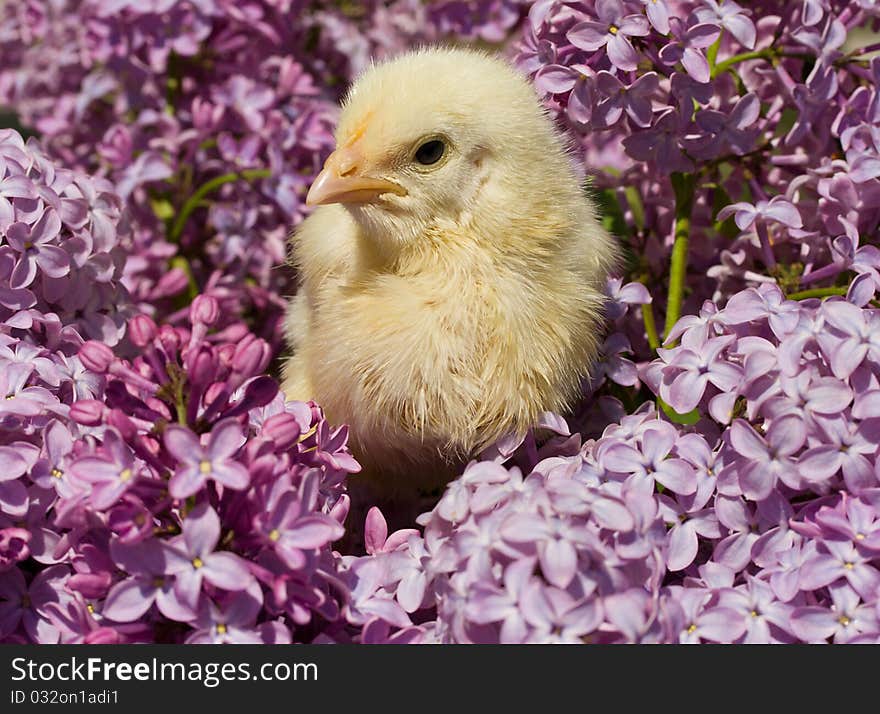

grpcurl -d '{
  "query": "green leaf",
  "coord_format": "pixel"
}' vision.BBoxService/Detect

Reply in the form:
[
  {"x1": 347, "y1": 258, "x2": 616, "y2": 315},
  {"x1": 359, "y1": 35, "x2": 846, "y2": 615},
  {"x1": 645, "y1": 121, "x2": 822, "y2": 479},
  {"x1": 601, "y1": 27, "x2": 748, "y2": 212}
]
[{"x1": 658, "y1": 398, "x2": 700, "y2": 425}]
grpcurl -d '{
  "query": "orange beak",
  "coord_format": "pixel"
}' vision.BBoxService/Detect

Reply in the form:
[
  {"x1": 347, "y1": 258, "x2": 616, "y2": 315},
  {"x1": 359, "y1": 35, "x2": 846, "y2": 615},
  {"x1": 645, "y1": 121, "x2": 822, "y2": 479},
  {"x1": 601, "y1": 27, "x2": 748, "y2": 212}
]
[{"x1": 306, "y1": 143, "x2": 406, "y2": 206}]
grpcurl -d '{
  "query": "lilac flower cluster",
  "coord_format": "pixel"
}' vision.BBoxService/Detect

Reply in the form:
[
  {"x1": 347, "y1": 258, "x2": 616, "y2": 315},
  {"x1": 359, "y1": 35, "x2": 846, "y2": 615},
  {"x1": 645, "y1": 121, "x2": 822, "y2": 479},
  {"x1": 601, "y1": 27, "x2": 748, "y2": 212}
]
[
  {"x1": 0, "y1": 0, "x2": 527, "y2": 349},
  {"x1": 2, "y1": 290, "x2": 362, "y2": 642},
  {"x1": 5, "y1": 0, "x2": 880, "y2": 645}
]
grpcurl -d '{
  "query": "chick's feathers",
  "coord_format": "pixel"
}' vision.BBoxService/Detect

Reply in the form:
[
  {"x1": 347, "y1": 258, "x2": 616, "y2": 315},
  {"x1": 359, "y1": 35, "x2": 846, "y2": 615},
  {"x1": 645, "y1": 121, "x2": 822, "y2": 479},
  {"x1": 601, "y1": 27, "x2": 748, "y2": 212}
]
[{"x1": 283, "y1": 47, "x2": 619, "y2": 489}]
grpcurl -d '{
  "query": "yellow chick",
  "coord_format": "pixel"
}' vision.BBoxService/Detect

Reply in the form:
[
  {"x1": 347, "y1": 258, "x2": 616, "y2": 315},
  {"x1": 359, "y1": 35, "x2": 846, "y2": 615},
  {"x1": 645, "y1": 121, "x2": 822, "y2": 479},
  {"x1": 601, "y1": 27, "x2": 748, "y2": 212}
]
[{"x1": 282, "y1": 47, "x2": 619, "y2": 492}]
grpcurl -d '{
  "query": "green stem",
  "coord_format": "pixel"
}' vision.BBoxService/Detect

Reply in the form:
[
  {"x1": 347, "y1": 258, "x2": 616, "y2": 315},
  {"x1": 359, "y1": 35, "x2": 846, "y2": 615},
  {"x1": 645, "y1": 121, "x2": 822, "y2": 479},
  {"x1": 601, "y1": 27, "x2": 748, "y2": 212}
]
[
  {"x1": 785, "y1": 286, "x2": 849, "y2": 301},
  {"x1": 642, "y1": 298, "x2": 661, "y2": 351},
  {"x1": 169, "y1": 168, "x2": 271, "y2": 243},
  {"x1": 664, "y1": 173, "x2": 696, "y2": 340},
  {"x1": 170, "y1": 255, "x2": 199, "y2": 302},
  {"x1": 711, "y1": 48, "x2": 773, "y2": 78}
]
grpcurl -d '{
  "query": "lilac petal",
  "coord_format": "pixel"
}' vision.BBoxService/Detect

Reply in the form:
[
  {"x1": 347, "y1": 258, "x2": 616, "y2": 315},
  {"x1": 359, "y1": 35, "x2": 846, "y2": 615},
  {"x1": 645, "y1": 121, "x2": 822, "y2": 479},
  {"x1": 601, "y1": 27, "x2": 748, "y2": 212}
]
[
  {"x1": 397, "y1": 571, "x2": 428, "y2": 613},
  {"x1": 534, "y1": 65, "x2": 578, "y2": 94},
  {"x1": 687, "y1": 22, "x2": 722, "y2": 48},
  {"x1": 283, "y1": 517, "x2": 344, "y2": 549},
  {"x1": 791, "y1": 607, "x2": 836, "y2": 642},
  {"x1": 763, "y1": 200, "x2": 803, "y2": 228},
  {"x1": 667, "y1": 370, "x2": 708, "y2": 412},
  {"x1": 0, "y1": 480, "x2": 28, "y2": 517},
  {"x1": 34, "y1": 245, "x2": 70, "y2": 278},
  {"x1": 275, "y1": 542, "x2": 306, "y2": 570},
  {"x1": 842, "y1": 455, "x2": 875, "y2": 493},
  {"x1": 729, "y1": 420, "x2": 767, "y2": 460},
  {"x1": 667, "y1": 522, "x2": 698, "y2": 571},
  {"x1": 183, "y1": 502, "x2": 220, "y2": 557},
  {"x1": 174, "y1": 569, "x2": 203, "y2": 610},
  {"x1": 830, "y1": 341, "x2": 868, "y2": 380},
  {"x1": 168, "y1": 464, "x2": 204, "y2": 500},
  {"x1": 591, "y1": 496, "x2": 635, "y2": 531},
  {"x1": 203, "y1": 552, "x2": 251, "y2": 591},
  {"x1": 364, "y1": 507, "x2": 388, "y2": 554},
  {"x1": 209, "y1": 460, "x2": 250, "y2": 490},
  {"x1": 654, "y1": 459, "x2": 697, "y2": 495},
  {"x1": 601, "y1": 443, "x2": 644, "y2": 473},
  {"x1": 713, "y1": 532, "x2": 757, "y2": 572},
  {"x1": 540, "y1": 539, "x2": 577, "y2": 588},
  {"x1": 798, "y1": 446, "x2": 842, "y2": 482},
  {"x1": 724, "y1": 13, "x2": 756, "y2": 49},
  {"x1": 853, "y1": 390, "x2": 880, "y2": 419},
  {"x1": 846, "y1": 564, "x2": 880, "y2": 600},
  {"x1": 9, "y1": 256, "x2": 37, "y2": 289},
  {"x1": 607, "y1": 34, "x2": 640, "y2": 72},
  {"x1": 102, "y1": 577, "x2": 156, "y2": 622},
  {"x1": 771, "y1": 569, "x2": 801, "y2": 602},
  {"x1": 164, "y1": 425, "x2": 201, "y2": 462},
  {"x1": 207, "y1": 418, "x2": 246, "y2": 460},
  {"x1": 155, "y1": 583, "x2": 197, "y2": 622},
  {"x1": 682, "y1": 48, "x2": 711, "y2": 84},
  {"x1": 799, "y1": 554, "x2": 842, "y2": 590},
  {"x1": 646, "y1": 1, "x2": 670, "y2": 34},
  {"x1": 0, "y1": 447, "x2": 29, "y2": 480},
  {"x1": 567, "y1": 21, "x2": 609, "y2": 52},
  {"x1": 698, "y1": 607, "x2": 747, "y2": 643}
]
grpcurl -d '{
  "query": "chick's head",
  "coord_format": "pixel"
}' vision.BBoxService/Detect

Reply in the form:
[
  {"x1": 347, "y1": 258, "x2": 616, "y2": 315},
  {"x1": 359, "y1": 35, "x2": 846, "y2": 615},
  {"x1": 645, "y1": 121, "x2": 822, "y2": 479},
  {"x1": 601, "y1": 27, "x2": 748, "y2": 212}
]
[{"x1": 307, "y1": 47, "x2": 579, "y2": 252}]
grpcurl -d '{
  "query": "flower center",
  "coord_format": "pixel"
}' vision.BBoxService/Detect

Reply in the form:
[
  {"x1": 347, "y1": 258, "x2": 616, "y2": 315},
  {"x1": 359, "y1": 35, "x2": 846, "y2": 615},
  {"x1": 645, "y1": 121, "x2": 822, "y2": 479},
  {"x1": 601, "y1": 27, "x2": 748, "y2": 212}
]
[
  {"x1": 609, "y1": 25, "x2": 619, "y2": 34},
  {"x1": 844, "y1": 561, "x2": 854, "y2": 570},
  {"x1": 119, "y1": 468, "x2": 133, "y2": 482},
  {"x1": 199, "y1": 459, "x2": 212, "y2": 474},
  {"x1": 268, "y1": 528, "x2": 281, "y2": 542},
  {"x1": 23, "y1": 241, "x2": 33, "y2": 250},
  {"x1": 216, "y1": 623, "x2": 227, "y2": 635},
  {"x1": 838, "y1": 615, "x2": 851, "y2": 627},
  {"x1": 750, "y1": 610, "x2": 759, "y2": 618},
  {"x1": 192, "y1": 557, "x2": 204, "y2": 569},
  {"x1": 51, "y1": 467, "x2": 63, "y2": 479},
  {"x1": 687, "y1": 624, "x2": 697, "y2": 634},
  {"x1": 152, "y1": 577, "x2": 165, "y2": 588},
  {"x1": 856, "y1": 533, "x2": 866, "y2": 540}
]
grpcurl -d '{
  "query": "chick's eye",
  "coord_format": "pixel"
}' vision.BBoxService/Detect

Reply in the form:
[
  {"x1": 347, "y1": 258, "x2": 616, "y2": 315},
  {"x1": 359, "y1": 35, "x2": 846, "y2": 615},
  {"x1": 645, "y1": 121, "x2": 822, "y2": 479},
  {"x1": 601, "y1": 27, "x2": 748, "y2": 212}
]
[{"x1": 414, "y1": 139, "x2": 446, "y2": 166}]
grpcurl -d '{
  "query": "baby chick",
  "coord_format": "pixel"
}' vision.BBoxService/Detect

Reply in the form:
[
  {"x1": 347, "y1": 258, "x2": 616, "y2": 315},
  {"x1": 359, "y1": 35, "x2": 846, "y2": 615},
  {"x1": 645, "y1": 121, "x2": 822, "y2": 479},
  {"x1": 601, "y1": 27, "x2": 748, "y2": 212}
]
[{"x1": 283, "y1": 47, "x2": 619, "y2": 492}]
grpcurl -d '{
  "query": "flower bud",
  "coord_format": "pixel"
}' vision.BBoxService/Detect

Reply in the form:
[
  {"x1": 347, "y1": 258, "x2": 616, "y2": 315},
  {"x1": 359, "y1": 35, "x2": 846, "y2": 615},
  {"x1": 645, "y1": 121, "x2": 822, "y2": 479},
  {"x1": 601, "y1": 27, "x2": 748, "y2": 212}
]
[
  {"x1": 262, "y1": 412, "x2": 302, "y2": 451},
  {"x1": 79, "y1": 341, "x2": 114, "y2": 373},
  {"x1": 190, "y1": 294, "x2": 220, "y2": 327},
  {"x1": 128, "y1": 314, "x2": 158, "y2": 347},
  {"x1": 69, "y1": 399, "x2": 105, "y2": 425}
]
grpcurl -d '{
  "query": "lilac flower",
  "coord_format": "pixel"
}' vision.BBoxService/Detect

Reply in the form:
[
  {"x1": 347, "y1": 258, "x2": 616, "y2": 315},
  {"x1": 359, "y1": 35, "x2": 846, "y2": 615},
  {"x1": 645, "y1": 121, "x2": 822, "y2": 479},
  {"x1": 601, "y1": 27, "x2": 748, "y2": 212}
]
[
  {"x1": 659, "y1": 20, "x2": 721, "y2": 84},
  {"x1": 186, "y1": 586, "x2": 291, "y2": 645},
  {"x1": 255, "y1": 472, "x2": 345, "y2": 570},
  {"x1": 164, "y1": 419, "x2": 250, "y2": 499},
  {"x1": 683, "y1": 93, "x2": 761, "y2": 159},
  {"x1": 715, "y1": 576, "x2": 796, "y2": 643},
  {"x1": 791, "y1": 584, "x2": 879, "y2": 643},
  {"x1": 657, "y1": 335, "x2": 742, "y2": 414},
  {"x1": 69, "y1": 429, "x2": 144, "y2": 510},
  {"x1": 640, "y1": 0, "x2": 670, "y2": 34},
  {"x1": 594, "y1": 71, "x2": 658, "y2": 128},
  {"x1": 728, "y1": 416, "x2": 805, "y2": 500},
  {"x1": 663, "y1": 587, "x2": 746, "y2": 644},
  {"x1": 694, "y1": 0, "x2": 756, "y2": 49},
  {"x1": 168, "y1": 503, "x2": 256, "y2": 611},
  {"x1": 800, "y1": 539, "x2": 880, "y2": 600},
  {"x1": 102, "y1": 539, "x2": 195, "y2": 623},
  {"x1": 600, "y1": 423, "x2": 697, "y2": 496},
  {"x1": 6, "y1": 209, "x2": 69, "y2": 289},
  {"x1": 567, "y1": 0, "x2": 649, "y2": 72}
]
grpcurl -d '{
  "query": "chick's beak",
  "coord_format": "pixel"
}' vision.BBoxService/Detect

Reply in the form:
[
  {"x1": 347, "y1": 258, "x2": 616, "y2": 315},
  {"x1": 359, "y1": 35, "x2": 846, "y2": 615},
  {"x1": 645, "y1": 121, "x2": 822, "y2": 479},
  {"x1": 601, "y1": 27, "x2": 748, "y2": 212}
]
[{"x1": 306, "y1": 143, "x2": 406, "y2": 206}]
